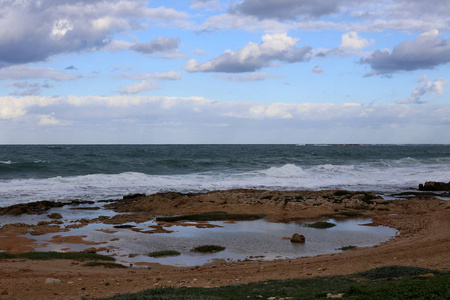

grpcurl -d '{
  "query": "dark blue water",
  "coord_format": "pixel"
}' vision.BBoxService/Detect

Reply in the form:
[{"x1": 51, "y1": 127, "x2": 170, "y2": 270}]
[{"x1": 1, "y1": 144, "x2": 449, "y2": 205}]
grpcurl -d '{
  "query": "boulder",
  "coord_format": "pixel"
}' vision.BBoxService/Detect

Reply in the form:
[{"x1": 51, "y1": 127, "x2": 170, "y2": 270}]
[
  {"x1": 47, "y1": 213, "x2": 62, "y2": 219},
  {"x1": 123, "y1": 193, "x2": 146, "y2": 200},
  {"x1": 418, "y1": 181, "x2": 450, "y2": 191},
  {"x1": 290, "y1": 233, "x2": 305, "y2": 243},
  {"x1": 83, "y1": 247, "x2": 97, "y2": 253}
]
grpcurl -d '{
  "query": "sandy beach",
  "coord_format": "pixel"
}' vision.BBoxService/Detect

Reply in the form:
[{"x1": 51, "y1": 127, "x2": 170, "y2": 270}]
[{"x1": 0, "y1": 189, "x2": 449, "y2": 299}]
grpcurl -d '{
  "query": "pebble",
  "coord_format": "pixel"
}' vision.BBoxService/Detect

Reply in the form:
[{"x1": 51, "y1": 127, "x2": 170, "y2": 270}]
[
  {"x1": 327, "y1": 293, "x2": 344, "y2": 299},
  {"x1": 44, "y1": 278, "x2": 61, "y2": 284}
]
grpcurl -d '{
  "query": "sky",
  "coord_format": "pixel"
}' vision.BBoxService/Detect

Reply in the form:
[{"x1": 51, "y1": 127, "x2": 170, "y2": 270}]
[{"x1": 0, "y1": 0, "x2": 449, "y2": 144}]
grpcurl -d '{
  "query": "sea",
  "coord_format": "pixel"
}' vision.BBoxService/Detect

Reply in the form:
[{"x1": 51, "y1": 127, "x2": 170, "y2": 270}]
[{"x1": 1, "y1": 144, "x2": 449, "y2": 207}]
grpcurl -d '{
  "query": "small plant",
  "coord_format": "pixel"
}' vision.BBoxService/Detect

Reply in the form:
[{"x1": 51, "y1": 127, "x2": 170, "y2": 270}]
[
  {"x1": 113, "y1": 224, "x2": 135, "y2": 228},
  {"x1": 191, "y1": 245, "x2": 226, "y2": 253},
  {"x1": 338, "y1": 245, "x2": 357, "y2": 251},
  {"x1": 305, "y1": 221, "x2": 336, "y2": 229},
  {"x1": 83, "y1": 262, "x2": 127, "y2": 268},
  {"x1": 147, "y1": 250, "x2": 181, "y2": 258},
  {"x1": 355, "y1": 266, "x2": 435, "y2": 280}
]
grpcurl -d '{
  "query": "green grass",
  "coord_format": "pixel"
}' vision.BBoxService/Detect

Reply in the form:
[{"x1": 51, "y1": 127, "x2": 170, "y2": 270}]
[
  {"x1": 0, "y1": 252, "x2": 16, "y2": 259},
  {"x1": 97, "y1": 266, "x2": 450, "y2": 300},
  {"x1": 337, "y1": 245, "x2": 357, "y2": 251},
  {"x1": 191, "y1": 245, "x2": 226, "y2": 253},
  {"x1": 83, "y1": 262, "x2": 127, "y2": 268},
  {"x1": 155, "y1": 211, "x2": 265, "y2": 223},
  {"x1": 147, "y1": 250, "x2": 181, "y2": 258},
  {"x1": 0, "y1": 251, "x2": 115, "y2": 261},
  {"x1": 305, "y1": 221, "x2": 336, "y2": 229},
  {"x1": 354, "y1": 265, "x2": 437, "y2": 280}
]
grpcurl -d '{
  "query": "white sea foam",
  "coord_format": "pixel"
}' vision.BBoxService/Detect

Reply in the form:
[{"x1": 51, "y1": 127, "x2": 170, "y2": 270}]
[
  {"x1": 1, "y1": 160, "x2": 450, "y2": 206},
  {"x1": 0, "y1": 160, "x2": 13, "y2": 164},
  {"x1": 260, "y1": 164, "x2": 307, "y2": 178},
  {"x1": 313, "y1": 164, "x2": 356, "y2": 172}
]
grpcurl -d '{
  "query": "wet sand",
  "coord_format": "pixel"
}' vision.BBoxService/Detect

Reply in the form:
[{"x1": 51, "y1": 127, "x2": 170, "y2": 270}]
[{"x1": 0, "y1": 189, "x2": 449, "y2": 299}]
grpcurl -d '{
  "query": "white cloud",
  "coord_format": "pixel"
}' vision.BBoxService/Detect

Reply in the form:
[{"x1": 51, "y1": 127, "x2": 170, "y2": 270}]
[
  {"x1": 340, "y1": 32, "x2": 374, "y2": 50},
  {"x1": 130, "y1": 37, "x2": 181, "y2": 57},
  {"x1": 185, "y1": 33, "x2": 312, "y2": 73},
  {"x1": 216, "y1": 72, "x2": 284, "y2": 82},
  {"x1": 102, "y1": 40, "x2": 134, "y2": 51},
  {"x1": 117, "y1": 80, "x2": 160, "y2": 95},
  {"x1": 313, "y1": 32, "x2": 373, "y2": 58},
  {"x1": 2, "y1": 95, "x2": 450, "y2": 143},
  {"x1": 0, "y1": 66, "x2": 77, "y2": 81},
  {"x1": 362, "y1": 29, "x2": 450, "y2": 75},
  {"x1": 190, "y1": 0, "x2": 223, "y2": 11},
  {"x1": 231, "y1": 0, "x2": 345, "y2": 20},
  {"x1": 117, "y1": 71, "x2": 182, "y2": 81},
  {"x1": 312, "y1": 66, "x2": 324, "y2": 73},
  {"x1": 193, "y1": 0, "x2": 450, "y2": 33},
  {"x1": 399, "y1": 78, "x2": 448, "y2": 104},
  {"x1": 0, "y1": 1, "x2": 188, "y2": 66},
  {"x1": 0, "y1": 96, "x2": 60, "y2": 119},
  {"x1": 38, "y1": 113, "x2": 70, "y2": 126},
  {"x1": 116, "y1": 71, "x2": 182, "y2": 94}
]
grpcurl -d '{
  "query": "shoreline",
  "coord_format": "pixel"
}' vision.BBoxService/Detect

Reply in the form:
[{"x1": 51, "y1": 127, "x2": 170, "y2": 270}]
[{"x1": 0, "y1": 189, "x2": 449, "y2": 299}]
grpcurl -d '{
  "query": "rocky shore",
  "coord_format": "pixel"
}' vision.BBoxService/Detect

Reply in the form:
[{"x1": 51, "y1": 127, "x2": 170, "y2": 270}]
[{"x1": 0, "y1": 188, "x2": 449, "y2": 299}]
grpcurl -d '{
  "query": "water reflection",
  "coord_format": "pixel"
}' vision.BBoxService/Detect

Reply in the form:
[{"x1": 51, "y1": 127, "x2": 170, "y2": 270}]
[{"x1": 31, "y1": 217, "x2": 397, "y2": 266}]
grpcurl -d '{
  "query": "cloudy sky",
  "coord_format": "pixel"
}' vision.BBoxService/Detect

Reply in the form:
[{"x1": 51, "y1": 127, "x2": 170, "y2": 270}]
[{"x1": 0, "y1": 0, "x2": 449, "y2": 144}]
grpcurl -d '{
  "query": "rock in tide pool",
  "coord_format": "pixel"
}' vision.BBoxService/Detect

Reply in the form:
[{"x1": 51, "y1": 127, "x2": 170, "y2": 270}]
[{"x1": 290, "y1": 233, "x2": 305, "y2": 243}]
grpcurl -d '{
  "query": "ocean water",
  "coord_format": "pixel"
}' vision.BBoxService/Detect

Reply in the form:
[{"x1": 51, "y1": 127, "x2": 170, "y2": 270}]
[{"x1": 1, "y1": 144, "x2": 449, "y2": 206}]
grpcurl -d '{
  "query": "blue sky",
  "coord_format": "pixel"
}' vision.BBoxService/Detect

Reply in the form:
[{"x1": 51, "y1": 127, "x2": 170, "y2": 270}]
[{"x1": 0, "y1": 0, "x2": 449, "y2": 144}]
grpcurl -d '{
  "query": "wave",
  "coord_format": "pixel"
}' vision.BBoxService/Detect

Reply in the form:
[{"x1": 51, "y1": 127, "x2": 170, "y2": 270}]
[
  {"x1": 0, "y1": 160, "x2": 13, "y2": 165},
  {"x1": 259, "y1": 164, "x2": 307, "y2": 178},
  {"x1": 396, "y1": 157, "x2": 421, "y2": 165},
  {"x1": 312, "y1": 164, "x2": 355, "y2": 172}
]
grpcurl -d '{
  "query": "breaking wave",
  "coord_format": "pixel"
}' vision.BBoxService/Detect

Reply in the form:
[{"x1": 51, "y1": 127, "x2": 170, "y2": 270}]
[{"x1": 260, "y1": 164, "x2": 307, "y2": 178}]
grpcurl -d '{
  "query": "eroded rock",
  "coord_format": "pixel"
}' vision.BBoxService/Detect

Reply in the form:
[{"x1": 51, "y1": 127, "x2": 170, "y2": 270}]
[
  {"x1": 290, "y1": 233, "x2": 305, "y2": 243},
  {"x1": 419, "y1": 181, "x2": 450, "y2": 191}
]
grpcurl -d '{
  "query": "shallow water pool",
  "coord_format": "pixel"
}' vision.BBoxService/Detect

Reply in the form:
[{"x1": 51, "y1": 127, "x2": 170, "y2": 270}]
[{"x1": 30, "y1": 217, "x2": 397, "y2": 266}]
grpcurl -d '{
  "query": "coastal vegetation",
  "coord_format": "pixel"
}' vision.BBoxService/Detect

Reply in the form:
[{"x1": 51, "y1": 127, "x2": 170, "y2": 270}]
[
  {"x1": 98, "y1": 266, "x2": 449, "y2": 300},
  {"x1": 337, "y1": 245, "x2": 357, "y2": 251},
  {"x1": 147, "y1": 250, "x2": 181, "y2": 258},
  {"x1": 191, "y1": 245, "x2": 226, "y2": 253},
  {"x1": 0, "y1": 251, "x2": 114, "y2": 261},
  {"x1": 113, "y1": 224, "x2": 136, "y2": 228},
  {"x1": 83, "y1": 262, "x2": 127, "y2": 268},
  {"x1": 305, "y1": 221, "x2": 336, "y2": 229},
  {"x1": 155, "y1": 211, "x2": 265, "y2": 222}
]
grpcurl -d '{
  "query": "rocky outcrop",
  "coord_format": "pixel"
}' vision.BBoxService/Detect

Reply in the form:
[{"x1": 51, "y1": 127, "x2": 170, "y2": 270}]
[
  {"x1": 0, "y1": 200, "x2": 95, "y2": 215},
  {"x1": 290, "y1": 233, "x2": 305, "y2": 243},
  {"x1": 123, "y1": 193, "x2": 146, "y2": 200},
  {"x1": 47, "y1": 213, "x2": 62, "y2": 219},
  {"x1": 105, "y1": 189, "x2": 386, "y2": 221},
  {"x1": 418, "y1": 181, "x2": 450, "y2": 191}
]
